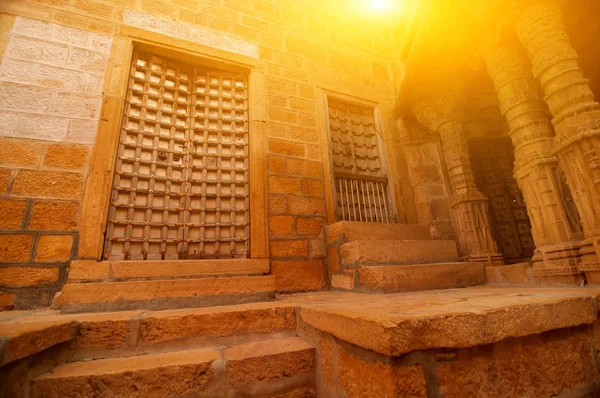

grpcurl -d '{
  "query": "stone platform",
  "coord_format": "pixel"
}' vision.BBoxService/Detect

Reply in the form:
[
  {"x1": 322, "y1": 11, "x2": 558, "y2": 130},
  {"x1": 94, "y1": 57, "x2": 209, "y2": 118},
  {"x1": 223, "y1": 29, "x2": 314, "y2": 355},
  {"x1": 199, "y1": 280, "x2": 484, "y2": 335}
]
[
  {"x1": 52, "y1": 259, "x2": 276, "y2": 313},
  {"x1": 2, "y1": 286, "x2": 600, "y2": 397}
]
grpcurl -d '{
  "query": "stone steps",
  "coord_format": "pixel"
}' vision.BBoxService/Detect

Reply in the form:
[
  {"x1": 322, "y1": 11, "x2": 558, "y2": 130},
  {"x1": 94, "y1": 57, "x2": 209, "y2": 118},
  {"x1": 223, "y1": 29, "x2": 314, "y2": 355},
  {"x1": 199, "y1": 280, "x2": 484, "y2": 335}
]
[
  {"x1": 52, "y1": 275, "x2": 276, "y2": 313},
  {"x1": 68, "y1": 259, "x2": 270, "y2": 283},
  {"x1": 30, "y1": 337, "x2": 315, "y2": 398},
  {"x1": 340, "y1": 239, "x2": 458, "y2": 266},
  {"x1": 357, "y1": 262, "x2": 485, "y2": 293},
  {"x1": 326, "y1": 221, "x2": 431, "y2": 243},
  {"x1": 0, "y1": 302, "x2": 297, "y2": 367}
]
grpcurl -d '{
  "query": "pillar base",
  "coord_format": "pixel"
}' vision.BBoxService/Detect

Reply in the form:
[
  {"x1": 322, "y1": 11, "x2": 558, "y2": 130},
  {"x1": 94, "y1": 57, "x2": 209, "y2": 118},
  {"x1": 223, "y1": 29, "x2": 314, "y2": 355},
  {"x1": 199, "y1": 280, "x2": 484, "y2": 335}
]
[
  {"x1": 578, "y1": 236, "x2": 600, "y2": 285},
  {"x1": 532, "y1": 242, "x2": 583, "y2": 285},
  {"x1": 461, "y1": 253, "x2": 504, "y2": 267}
]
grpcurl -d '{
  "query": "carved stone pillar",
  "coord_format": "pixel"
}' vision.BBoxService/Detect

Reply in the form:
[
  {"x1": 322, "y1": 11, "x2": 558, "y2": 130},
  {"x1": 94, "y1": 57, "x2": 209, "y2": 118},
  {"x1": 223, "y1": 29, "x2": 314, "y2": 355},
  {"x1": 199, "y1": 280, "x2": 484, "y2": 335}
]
[
  {"x1": 515, "y1": 0, "x2": 600, "y2": 283},
  {"x1": 483, "y1": 40, "x2": 584, "y2": 284},
  {"x1": 412, "y1": 88, "x2": 504, "y2": 265}
]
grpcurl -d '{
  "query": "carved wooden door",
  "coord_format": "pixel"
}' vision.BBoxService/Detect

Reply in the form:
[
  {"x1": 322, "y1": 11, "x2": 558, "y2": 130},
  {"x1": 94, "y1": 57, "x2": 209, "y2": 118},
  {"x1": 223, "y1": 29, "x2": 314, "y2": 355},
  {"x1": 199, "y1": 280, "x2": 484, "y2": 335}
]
[
  {"x1": 470, "y1": 138, "x2": 535, "y2": 263},
  {"x1": 327, "y1": 99, "x2": 394, "y2": 223},
  {"x1": 104, "y1": 51, "x2": 250, "y2": 261}
]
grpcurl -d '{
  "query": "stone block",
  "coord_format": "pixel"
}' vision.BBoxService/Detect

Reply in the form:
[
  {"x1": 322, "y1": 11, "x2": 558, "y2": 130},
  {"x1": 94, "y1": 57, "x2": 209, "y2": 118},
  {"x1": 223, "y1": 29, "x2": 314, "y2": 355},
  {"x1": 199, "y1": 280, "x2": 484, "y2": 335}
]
[
  {"x1": 67, "y1": 119, "x2": 98, "y2": 144},
  {"x1": 269, "y1": 175, "x2": 301, "y2": 194},
  {"x1": 0, "y1": 319, "x2": 77, "y2": 366},
  {"x1": 224, "y1": 337, "x2": 314, "y2": 385},
  {"x1": 139, "y1": 303, "x2": 296, "y2": 344},
  {"x1": 296, "y1": 217, "x2": 324, "y2": 236},
  {"x1": 31, "y1": 349, "x2": 220, "y2": 397},
  {"x1": 340, "y1": 239, "x2": 458, "y2": 266},
  {"x1": 0, "y1": 58, "x2": 36, "y2": 84},
  {"x1": 268, "y1": 155, "x2": 284, "y2": 174},
  {"x1": 84, "y1": 74, "x2": 104, "y2": 94},
  {"x1": 288, "y1": 126, "x2": 319, "y2": 143},
  {"x1": 271, "y1": 239, "x2": 308, "y2": 257},
  {"x1": 358, "y1": 262, "x2": 485, "y2": 292},
  {"x1": 28, "y1": 201, "x2": 79, "y2": 231},
  {"x1": 53, "y1": 92, "x2": 100, "y2": 119},
  {"x1": 71, "y1": 311, "x2": 141, "y2": 350},
  {"x1": 320, "y1": 340, "x2": 335, "y2": 387},
  {"x1": 337, "y1": 345, "x2": 427, "y2": 397},
  {"x1": 0, "y1": 111, "x2": 20, "y2": 136},
  {"x1": 50, "y1": 24, "x2": 89, "y2": 47},
  {"x1": 34, "y1": 235, "x2": 73, "y2": 262},
  {"x1": 272, "y1": 259, "x2": 327, "y2": 292},
  {"x1": 0, "y1": 266, "x2": 59, "y2": 287},
  {"x1": 269, "y1": 215, "x2": 294, "y2": 236},
  {"x1": 0, "y1": 234, "x2": 33, "y2": 262},
  {"x1": 67, "y1": 260, "x2": 109, "y2": 282},
  {"x1": 301, "y1": 179, "x2": 324, "y2": 197},
  {"x1": 110, "y1": 259, "x2": 270, "y2": 279},
  {"x1": 11, "y1": 170, "x2": 83, "y2": 199},
  {"x1": 13, "y1": 16, "x2": 53, "y2": 39},
  {"x1": 66, "y1": 47, "x2": 109, "y2": 74},
  {"x1": 288, "y1": 196, "x2": 325, "y2": 216},
  {"x1": 0, "y1": 292, "x2": 16, "y2": 310},
  {"x1": 6, "y1": 36, "x2": 69, "y2": 67},
  {"x1": 325, "y1": 221, "x2": 431, "y2": 243},
  {"x1": 0, "y1": 168, "x2": 11, "y2": 194},
  {"x1": 269, "y1": 196, "x2": 287, "y2": 214},
  {"x1": 269, "y1": 138, "x2": 306, "y2": 157},
  {"x1": 437, "y1": 329, "x2": 599, "y2": 397},
  {"x1": 268, "y1": 107, "x2": 298, "y2": 125},
  {"x1": 16, "y1": 114, "x2": 70, "y2": 141},
  {"x1": 331, "y1": 272, "x2": 355, "y2": 290},
  {"x1": 33, "y1": 64, "x2": 87, "y2": 92},
  {"x1": 308, "y1": 238, "x2": 326, "y2": 259},
  {"x1": 87, "y1": 33, "x2": 112, "y2": 53},
  {"x1": 0, "y1": 198, "x2": 27, "y2": 229},
  {"x1": 42, "y1": 143, "x2": 90, "y2": 169},
  {"x1": 73, "y1": 0, "x2": 115, "y2": 20}
]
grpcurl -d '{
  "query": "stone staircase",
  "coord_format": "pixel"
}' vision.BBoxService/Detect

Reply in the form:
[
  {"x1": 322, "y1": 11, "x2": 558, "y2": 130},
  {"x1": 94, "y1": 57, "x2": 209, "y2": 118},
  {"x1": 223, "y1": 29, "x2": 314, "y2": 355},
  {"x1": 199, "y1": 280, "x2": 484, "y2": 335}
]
[
  {"x1": 53, "y1": 259, "x2": 276, "y2": 313},
  {"x1": 326, "y1": 221, "x2": 485, "y2": 292},
  {"x1": 1, "y1": 302, "x2": 316, "y2": 397}
]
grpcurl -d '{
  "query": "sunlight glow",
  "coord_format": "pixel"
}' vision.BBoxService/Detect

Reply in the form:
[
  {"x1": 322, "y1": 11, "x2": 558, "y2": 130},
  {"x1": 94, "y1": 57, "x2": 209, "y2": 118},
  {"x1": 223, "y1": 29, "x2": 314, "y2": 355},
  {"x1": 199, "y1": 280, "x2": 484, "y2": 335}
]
[{"x1": 371, "y1": 0, "x2": 389, "y2": 10}]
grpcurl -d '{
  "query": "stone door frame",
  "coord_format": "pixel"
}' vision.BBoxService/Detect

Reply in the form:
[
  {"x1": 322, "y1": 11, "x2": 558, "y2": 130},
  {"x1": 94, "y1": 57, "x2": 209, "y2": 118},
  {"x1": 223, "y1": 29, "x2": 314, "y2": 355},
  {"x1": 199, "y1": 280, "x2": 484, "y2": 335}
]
[
  {"x1": 78, "y1": 26, "x2": 268, "y2": 261},
  {"x1": 316, "y1": 89, "x2": 400, "y2": 225}
]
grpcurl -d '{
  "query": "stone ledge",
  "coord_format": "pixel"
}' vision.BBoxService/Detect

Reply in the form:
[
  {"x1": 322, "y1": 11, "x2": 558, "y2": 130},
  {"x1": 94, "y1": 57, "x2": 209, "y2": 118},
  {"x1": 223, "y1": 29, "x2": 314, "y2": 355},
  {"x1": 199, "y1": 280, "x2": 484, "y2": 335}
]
[
  {"x1": 340, "y1": 239, "x2": 458, "y2": 266},
  {"x1": 53, "y1": 275, "x2": 277, "y2": 313},
  {"x1": 326, "y1": 222, "x2": 431, "y2": 243},
  {"x1": 281, "y1": 287, "x2": 600, "y2": 356},
  {"x1": 68, "y1": 259, "x2": 270, "y2": 283},
  {"x1": 358, "y1": 262, "x2": 485, "y2": 292}
]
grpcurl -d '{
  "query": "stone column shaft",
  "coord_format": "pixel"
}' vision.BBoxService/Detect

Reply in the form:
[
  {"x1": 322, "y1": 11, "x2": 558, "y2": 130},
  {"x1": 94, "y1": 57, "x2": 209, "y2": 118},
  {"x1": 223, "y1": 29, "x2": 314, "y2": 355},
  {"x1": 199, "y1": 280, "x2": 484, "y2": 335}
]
[
  {"x1": 484, "y1": 41, "x2": 583, "y2": 283},
  {"x1": 515, "y1": 0, "x2": 600, "y2": 282},
  {"x1": 438, "y1": 120, "x2": 503, "y2": 264}
]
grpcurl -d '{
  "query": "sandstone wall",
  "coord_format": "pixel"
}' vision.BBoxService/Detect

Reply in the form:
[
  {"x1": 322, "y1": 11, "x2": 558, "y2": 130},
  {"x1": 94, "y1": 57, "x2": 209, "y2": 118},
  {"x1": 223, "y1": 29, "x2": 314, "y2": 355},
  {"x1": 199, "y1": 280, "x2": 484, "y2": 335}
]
[{"x1": 0, "y1": 0, "x2": 406, "y2": 308}]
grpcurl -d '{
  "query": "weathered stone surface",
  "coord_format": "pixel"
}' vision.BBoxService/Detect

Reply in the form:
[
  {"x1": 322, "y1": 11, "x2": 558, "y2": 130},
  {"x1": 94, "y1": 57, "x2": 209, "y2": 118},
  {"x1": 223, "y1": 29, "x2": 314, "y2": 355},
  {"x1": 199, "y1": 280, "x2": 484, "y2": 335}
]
[
  {"x1": 0, "y1": 137, "x2": 43, "y2": 166},
  {"x1": 0, "y1": 266, "x2": 59, "y2": 287},
  {"x1": 320, "y1": 339, "x2": 335, "y2": 387},
  {"x1": 0, "y1": 293, "x2": 16, "y2": 310},
  {"x1": 28, "y1": 201, "x2": 79, "y2": 231},
  {"x1": 69, "y1": 311, "x2": 141, "y2": 350},
  {"x1": 11, "y1": 170, "x2": 83, "y2": 199},
  {"x1": 31, "y1": 349, "x2": 220, "y2": 397},
  {"x1": 0, "y1": 319, "x2": 77, "y2": 366},
  {"x1": 53, "y1": 276, "x2": 276, "y2": 308},
  {"x1": 326, "y1": 221, "x2": 431, "y2": 243},
  {"x1": 337, "y1": 344, "x2": 427, "y2": 397},
  {"x1": 437, "y1": 329, "x2": 599, "y2": 397},
  {"x1": 139, "y1": 302, "x2": 296, "y2": 344},
  {"x1": 224, "y1": 337, "x2": 314, "y2": 385},
  {"x1": 67, "y1": 260, "x2": 109, "y2": 282},
  {"x1": 341, "y1": 239, "x2": 458, "y2": 266},
  {"x1": 0, "y1": 234, "x2": 33, "y2": 262},
  {"x1": 281, "y1": 287, "x2": 600, "y2": 356},
  {"x1": 110, "y1": 259, "x2": 270, "y2": 279},
  {"x1": 272, "y1": 259, "x2": 327, "y2": 292},
  {"x1": 42, "y1": 143, "x2": 90, "y2": 169},
  {"x1": 34, "y1": 235, "x2": 73, "y2": 262},
  {"x1": 0, "y1": 198, "x2": 27, "y2": 230},
  {"x1": 358, "y1": 262, "x2": 485, "y2": 292},
  {"x1": 331, "y1": 272, "x2": 355, "y2": 290}
]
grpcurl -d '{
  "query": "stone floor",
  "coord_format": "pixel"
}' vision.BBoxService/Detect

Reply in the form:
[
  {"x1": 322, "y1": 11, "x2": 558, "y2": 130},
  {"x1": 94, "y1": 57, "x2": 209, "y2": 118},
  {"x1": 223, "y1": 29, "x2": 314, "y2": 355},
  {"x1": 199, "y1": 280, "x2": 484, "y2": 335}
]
[{"x1": 2, "y1": 285, "x2": 600, "y2": 397}]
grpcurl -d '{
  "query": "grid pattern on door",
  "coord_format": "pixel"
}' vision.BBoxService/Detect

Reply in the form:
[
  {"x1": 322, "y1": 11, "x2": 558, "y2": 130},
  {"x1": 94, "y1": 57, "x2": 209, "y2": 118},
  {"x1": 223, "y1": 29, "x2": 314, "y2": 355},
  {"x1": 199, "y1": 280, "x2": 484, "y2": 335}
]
[
  {"x1": 327, "y1": 100, "x2": 393, "y2": 223},
  {"x1": 104, "y1": 51, "x2": 250, "y2": 261}
]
